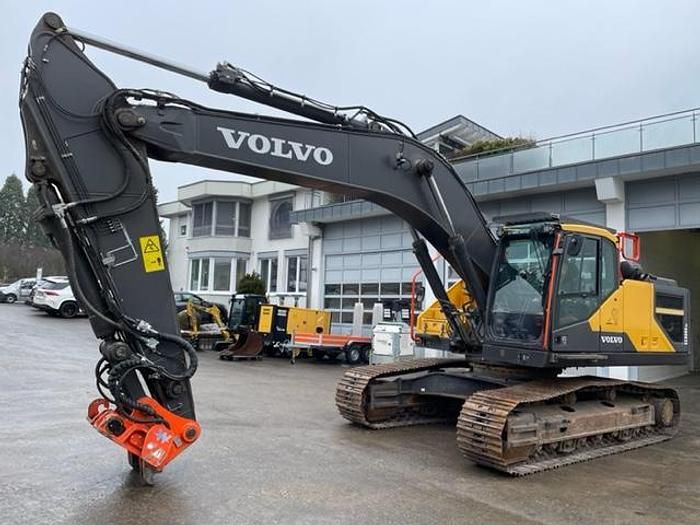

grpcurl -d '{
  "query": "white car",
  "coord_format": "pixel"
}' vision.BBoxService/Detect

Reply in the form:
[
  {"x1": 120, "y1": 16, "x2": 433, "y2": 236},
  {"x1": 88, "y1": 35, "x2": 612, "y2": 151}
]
[
  {"x1": 32, "y1": 278, "x2": 83, "y2": 318},
  {"x1": 0, "y1": 278, "x2": 37, "y2": 303}
]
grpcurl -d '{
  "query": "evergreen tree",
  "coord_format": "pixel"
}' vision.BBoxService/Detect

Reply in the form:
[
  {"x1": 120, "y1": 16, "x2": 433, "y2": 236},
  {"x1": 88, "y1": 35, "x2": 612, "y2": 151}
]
[
  {"x1": 0, "y1": 174, "x2": 27, "y2": 244},
  {"x1": 237, "y1": 272, "x2": 267, "y2": 295},
  {"x1": 25, "y1": 185, "x2": 50, "y2": 247}
]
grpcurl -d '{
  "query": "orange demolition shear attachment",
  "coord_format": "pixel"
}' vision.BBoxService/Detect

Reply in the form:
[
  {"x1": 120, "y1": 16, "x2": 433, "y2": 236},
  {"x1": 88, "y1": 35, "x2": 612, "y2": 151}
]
[{"x1": 87, "y1": 397, "x2": 201, "y2": 482}]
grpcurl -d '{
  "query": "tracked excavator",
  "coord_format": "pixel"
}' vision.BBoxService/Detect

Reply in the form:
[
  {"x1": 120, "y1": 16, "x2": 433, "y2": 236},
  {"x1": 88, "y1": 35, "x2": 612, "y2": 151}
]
[
  {"x1": 178, "y1": 299, "x2": 231, "y2": 351},
  {"x1": 20, "y1": 13, "x2": 691, "y2": 483}
]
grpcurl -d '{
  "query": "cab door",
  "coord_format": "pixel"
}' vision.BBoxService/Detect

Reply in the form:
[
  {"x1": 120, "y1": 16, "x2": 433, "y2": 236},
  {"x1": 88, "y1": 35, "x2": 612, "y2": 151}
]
[
  {"x1": 551, "y1": 235, "x2": 604, "y2": 353},
  {"x1": 591, "y1": 239, "x2": 623, "y2": 352}
]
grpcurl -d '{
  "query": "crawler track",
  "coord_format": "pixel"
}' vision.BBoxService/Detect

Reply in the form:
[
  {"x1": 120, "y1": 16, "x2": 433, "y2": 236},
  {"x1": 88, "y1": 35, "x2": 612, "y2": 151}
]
[
  {"x1": 336, "y1": 363, "x2": 680, "y2": 475},
  {"x1": 335, "y1": 358, "x2": 468, "y2": 429},
  {"x1": 457, "y1": 377, "x2": 680, "y2": 476}
]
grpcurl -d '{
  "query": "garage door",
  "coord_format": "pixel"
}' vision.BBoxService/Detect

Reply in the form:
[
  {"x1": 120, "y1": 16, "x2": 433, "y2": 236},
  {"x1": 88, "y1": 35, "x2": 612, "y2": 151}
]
[{"x1": 322, "y1": 215, "x2": 418, "y2": 332}]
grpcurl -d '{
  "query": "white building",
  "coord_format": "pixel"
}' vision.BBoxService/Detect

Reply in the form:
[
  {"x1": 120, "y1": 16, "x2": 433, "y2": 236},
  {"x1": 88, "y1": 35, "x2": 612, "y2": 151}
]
[{"x1": 158, "y1": 179, "x2": 324, "y2": 307}]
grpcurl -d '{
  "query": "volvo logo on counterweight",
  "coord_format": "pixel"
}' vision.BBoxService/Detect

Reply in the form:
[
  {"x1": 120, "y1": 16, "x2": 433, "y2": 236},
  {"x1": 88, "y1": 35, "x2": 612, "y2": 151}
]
[{"x1": 217, "y1": 126, "x2": 334, "y2": 166}]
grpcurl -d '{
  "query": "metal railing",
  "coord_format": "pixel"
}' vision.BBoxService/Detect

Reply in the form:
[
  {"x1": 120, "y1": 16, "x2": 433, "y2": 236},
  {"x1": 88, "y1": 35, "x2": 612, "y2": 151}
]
[{"x1": 456, "y1": 108, "x2": 700, "y2": 181}]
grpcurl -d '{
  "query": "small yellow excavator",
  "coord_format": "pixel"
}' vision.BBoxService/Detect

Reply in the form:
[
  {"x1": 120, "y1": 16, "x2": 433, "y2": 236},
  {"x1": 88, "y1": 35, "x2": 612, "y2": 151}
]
[{"x1": 177, "y1": 300, "x2": 231, "y2": 351}]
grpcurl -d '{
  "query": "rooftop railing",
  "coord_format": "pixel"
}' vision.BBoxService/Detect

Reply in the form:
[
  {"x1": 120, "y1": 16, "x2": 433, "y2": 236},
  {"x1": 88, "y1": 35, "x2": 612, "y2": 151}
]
[{"x1": 456, "y1": 108, "x2": 700, "y2": 182}]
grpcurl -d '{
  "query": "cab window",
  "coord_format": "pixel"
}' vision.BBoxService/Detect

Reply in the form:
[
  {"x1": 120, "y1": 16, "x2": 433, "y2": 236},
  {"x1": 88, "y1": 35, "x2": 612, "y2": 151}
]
[
  {"x1": 556, "y1": 236, "x2": 599, "y2": 327},
  {"x1": 600, "y1": 239, "x2": 618, "y2": 299}
]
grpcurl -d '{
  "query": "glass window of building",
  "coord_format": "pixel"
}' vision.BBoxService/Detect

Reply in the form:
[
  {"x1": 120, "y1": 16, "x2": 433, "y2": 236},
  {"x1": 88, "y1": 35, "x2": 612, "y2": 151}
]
[
  {"x1": 213, "y1": 259, "x2": 232, "y2": 291},
  {"x1": 199, "y1": 259, "x2": 210, "y2": 291},
  {"x1": 192, "y1": 201, "x2": 213, "y2": 237},
  {"x1": 189, "y1": 257, "x2": 249, "y2": 293},
  {"x1": 324, "y1": 278, "x2": 419, "y2": 327},
  {"x1": 286, "y1": 255, "x2": 308, "y2": 292},
  {"x1": 260, "y1": 257, "x2": 278, "y2": 293},
  {"x1": 269, "y1": 195, "x2": 294, "y2": 239},
  {"x1": 189, "y1": 259, "x2": 200, "y2": 290},
  {"x1": 215, "y1": 201, "x2": 236, "y2": 236},
  {"x1": 235, "y1": 258, "x2": 248, "y2": 290},
  {"x1": 238, "y1": 202, "x2": 251, "y2": 237},
  {"x1": 178, "y1": 215, "x2": 188, "y2": 237}
]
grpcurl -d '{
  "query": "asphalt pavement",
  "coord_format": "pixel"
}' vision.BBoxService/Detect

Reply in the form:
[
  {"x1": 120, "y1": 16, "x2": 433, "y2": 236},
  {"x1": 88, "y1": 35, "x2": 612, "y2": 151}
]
[{"x1": 1, "y1": 303, "x2": 699, "y2": 525}]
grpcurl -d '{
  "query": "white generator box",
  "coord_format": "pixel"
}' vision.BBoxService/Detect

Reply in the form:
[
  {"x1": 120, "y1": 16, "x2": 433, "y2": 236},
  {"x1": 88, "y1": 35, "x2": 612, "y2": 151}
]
[{"x1": 371, "y1": 322, "x2": 415, "y2": 364}]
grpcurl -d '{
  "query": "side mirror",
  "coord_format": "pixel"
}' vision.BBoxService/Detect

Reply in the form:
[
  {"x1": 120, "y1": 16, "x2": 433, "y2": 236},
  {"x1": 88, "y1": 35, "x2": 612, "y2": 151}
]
[
  {"x1": 618, "y1": 232, "x2": 640, "y2": 262},
  {"x1": 566, "y1": 235, "x2": 583, "y2": 256}
]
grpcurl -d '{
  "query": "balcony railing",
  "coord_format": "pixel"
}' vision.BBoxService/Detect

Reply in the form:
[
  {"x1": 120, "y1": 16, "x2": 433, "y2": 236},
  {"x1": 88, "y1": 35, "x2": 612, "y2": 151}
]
[{"x1": 456, "y1": 108, "x2": 700, "y2": 182}]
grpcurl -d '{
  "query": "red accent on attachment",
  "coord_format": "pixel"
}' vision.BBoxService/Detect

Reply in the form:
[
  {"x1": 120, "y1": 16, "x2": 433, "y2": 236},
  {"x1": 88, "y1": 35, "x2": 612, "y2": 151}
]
[{"x1": 87, "y1": 397, "x2": 201, "y2": 472}]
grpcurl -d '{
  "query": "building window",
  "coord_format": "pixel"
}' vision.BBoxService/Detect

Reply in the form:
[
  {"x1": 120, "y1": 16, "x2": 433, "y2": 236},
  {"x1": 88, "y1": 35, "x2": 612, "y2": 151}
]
[
  {"x1": 286, "y1": 255, "x2": 308, "y2": 292},
  {"x1": 200, "y1": 259, "x2": 210, "y2": 291},
  {"x1": 238, "y1": 202, "x2": 251, "y2": 238},
  {"x1": 178, "y1": 215, "x2": 188, "y2": 237},
  {"x1": 192, "y1": 200, "x2": 252, "y2": 237},
  {"x1": 192, "y1": 202, "x2": 213, "y2": 237},
  {"x1": 260, "y1": 257, "x2": 278, "y2": 292},
  {"x1": 213, "y1": 259, "x2": 232, "y2": 291},
  {"x1": 269, "y1": 195, "x2": 294, "y2": 239},
  {"x1": 189, "y1": 257, "x2": 249, "y2": 293},
  {"x1": 190, "y1": 259, "x2": 200, "y2": 290},
  {"x1": 215, "y1": 201, "x2": 236, "y2": 236},
  {"x1": 323, "y1": 279, "x2": 417, "y2": 327},
  {"x1": 235, "y1": 258, "x2": 248, "y2": 289}
]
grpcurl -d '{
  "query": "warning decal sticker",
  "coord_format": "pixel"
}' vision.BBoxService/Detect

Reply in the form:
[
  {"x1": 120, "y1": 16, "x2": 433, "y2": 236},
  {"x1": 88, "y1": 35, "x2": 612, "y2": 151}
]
[{"x1": 139, "y1": 235, "x2": 165, "y2": 273}]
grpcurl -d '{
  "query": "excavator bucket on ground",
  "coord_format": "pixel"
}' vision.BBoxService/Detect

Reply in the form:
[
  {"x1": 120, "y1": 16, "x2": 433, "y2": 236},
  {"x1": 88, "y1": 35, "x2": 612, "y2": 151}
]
[{"x1": 219, "y1": 331, "x2": 265, "y2": 361}]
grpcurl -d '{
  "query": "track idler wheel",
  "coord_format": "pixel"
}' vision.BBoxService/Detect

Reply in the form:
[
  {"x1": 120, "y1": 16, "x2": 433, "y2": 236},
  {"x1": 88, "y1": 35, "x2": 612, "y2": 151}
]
[{"x1": 653, "y1": 398, "x2": 675, "y2": 427}]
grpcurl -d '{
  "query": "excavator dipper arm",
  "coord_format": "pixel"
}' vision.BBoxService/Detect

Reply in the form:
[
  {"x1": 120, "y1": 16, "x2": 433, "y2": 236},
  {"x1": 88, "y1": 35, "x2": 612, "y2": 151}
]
[{"x1": 19, "y1": 13, "x2": 497, "y2": 480}]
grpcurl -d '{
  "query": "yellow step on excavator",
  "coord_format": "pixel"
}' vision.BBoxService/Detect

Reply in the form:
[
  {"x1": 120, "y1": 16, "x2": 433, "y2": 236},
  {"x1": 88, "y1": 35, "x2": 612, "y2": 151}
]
[{"x1": 20, "y1": 12, "x2": 691, "y2": 482}]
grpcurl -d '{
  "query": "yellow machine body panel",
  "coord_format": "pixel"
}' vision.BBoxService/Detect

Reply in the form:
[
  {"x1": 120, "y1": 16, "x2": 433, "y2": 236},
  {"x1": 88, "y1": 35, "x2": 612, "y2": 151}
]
[
  {"x1": 588, "y1": 280, "x2": 676, "y2": 352},
  {"x1": 287, "y1": 307, "x2": 331, "y2": 335},
  {"x1": 257, "y1": 305, "x2": 275, "y2": 333},
  {"x1": 256, "y1": 304, "x2": 331, "y2": 336},
  {"x1": 560, "y1": 222, "x2": 618, "y2": 244},
  {"x1": 416, "y1": 280, "x2": 474, "y2": 338}
]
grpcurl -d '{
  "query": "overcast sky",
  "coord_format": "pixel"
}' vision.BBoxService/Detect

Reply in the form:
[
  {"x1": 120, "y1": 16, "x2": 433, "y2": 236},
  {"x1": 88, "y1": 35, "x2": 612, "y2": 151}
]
[{"x1": 2, "y1": 0, "x2": 699, "y2": 201}]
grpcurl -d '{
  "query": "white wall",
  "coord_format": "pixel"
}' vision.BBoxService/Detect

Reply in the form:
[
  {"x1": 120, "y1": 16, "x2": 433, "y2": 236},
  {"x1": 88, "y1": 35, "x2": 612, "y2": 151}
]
[{"x1": 167, "y1": 214, "x2": 190, "y2": 292}]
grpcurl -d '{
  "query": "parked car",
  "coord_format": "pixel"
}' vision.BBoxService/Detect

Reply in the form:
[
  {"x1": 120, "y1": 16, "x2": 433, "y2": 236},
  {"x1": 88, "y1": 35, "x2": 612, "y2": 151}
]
[
  {"x1": 32, "y1": 278, "x2": 83, "y2": 318},
  {"x1": 0, "y1": 278, "x2": 37, "y2": 304},
  {"x1": 174, "y1": 292, "x2": 228, "y2": 323},
  {"x1": 25, "y1": 276, "x2": 69, "y2": 305}
]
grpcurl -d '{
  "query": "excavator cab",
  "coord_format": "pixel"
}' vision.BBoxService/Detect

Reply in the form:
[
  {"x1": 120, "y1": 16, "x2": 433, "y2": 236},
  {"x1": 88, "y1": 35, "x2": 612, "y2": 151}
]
[
  {"x1": 394, "y1": 214, "x2": 690, "y2": 473},
  {"x1": 227, "y1": 294, "x2": 267, "y2": 332},
  {"x1": 416, "y1": 213, "x2": 691, "y2": 369},
  {"x1": 217, "y1": 294, "x2": 268, "y2": 360}
]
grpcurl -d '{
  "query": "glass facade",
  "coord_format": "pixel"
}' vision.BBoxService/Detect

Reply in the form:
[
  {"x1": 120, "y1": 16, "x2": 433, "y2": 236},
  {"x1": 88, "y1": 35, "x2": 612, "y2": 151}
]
[
  {"x1": 191, "y1": 200, "x2": 252, "y2": 237},
  {"x1": 189, "y1": 257, "x2": 249, "y2": 293}
]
